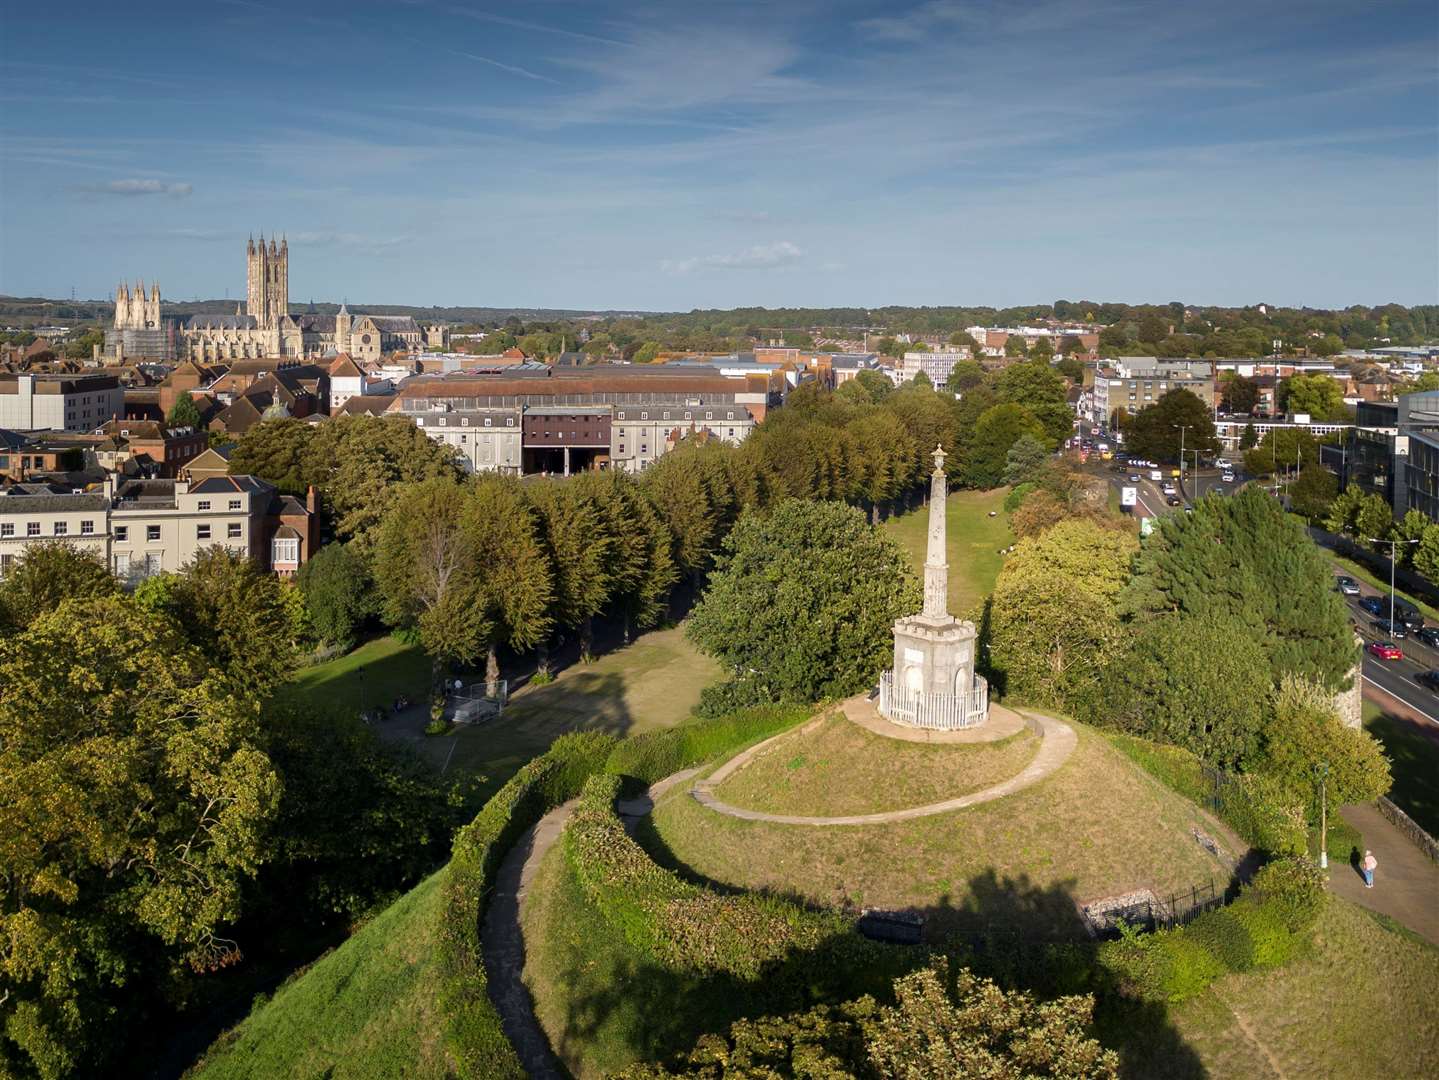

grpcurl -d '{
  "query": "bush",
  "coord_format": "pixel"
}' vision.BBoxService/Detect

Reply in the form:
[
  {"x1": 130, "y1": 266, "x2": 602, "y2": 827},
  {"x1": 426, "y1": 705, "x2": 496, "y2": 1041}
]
[
  {"x1": 1228, "y1": 900, "x2": 1298, "y2": 968},
  {"x1": 1099, "y1": 928, "x2": 1225, "y2": 1004},
  {"x1": 1185, "y1": 907, "x2": 1255, "y2": 972},
  {"x1": 1246, "y1": 856, "x2": 1328, "y2": 934},
  {"x1": 1003, "y1": 482, "x2": 1036, "y2": 512},
  {"x1": 436, "y1": 731, "x2": 617, "y2": 1077},
  {"x1": 693, "y1": 675, "x2": 774, "y2": 720},
  {"x1": 604, "y1": 705, "x2": 809, "y2": 785}
]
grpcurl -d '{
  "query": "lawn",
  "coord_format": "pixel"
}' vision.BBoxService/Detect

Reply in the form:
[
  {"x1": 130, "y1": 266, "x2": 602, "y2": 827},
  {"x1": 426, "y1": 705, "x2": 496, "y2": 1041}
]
[
  {"x1": 1363, "y1": 700, "x2": 1439, "y2": 836},
  {"x1": 1164, "y1": 899, "x2": 1439, "y2": 1080},
  {"x1": 646, "y1": 724, "x2": 1236, "y2": 938},
  {"x1": 711, "y1": 711, "x2": 1038, "y2": 816},
  {"x1": 882, "y1": 487, "x2": 1013, "y2": 617},
  {"x1": 289, "y1": 635, "x2": 430, "y2": 716},
  {"x1": 191, "y1": 871, "x2": 449, "y2": 1080}
]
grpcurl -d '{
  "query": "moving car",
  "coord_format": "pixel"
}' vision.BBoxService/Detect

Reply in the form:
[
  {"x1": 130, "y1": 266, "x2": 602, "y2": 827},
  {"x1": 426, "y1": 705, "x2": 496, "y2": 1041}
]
[
  {"x1": 1372, "y1": 618, "x2": 1408, "y2": 639},
  {"x1": 1166, "y1": 494, "x2": 1182, "y2": 506},
  {"x1": 1367, "y1": 641, "x2": 1404, "y2": 661},
  {"x1": 1335, "y1": 576, "x2": 1361, "y2": 596},
  {"x1": 1214, "y1": 458, "x2": 1231, "y2": 469},
  {"x1": 1128, "y1": 473, "x2": 1141, "y2": 483},
  {"x1": 1416, "y1": 669, "x2": 1439, "y2": 692},
  {"x1": 1161, "y1": 483, "x2": 1177, "y2": 496},
  {"x1": 1392, "y1": 602, "x2": 1425, "y2": 632},
  {"x1": 1222, "y1": 471, "x2": 1236, "y2": 483},
  {"x1": 1358, "y1": 595, "x2": 1387, "y2": 616},
  {"x1": 1415, "y1": 627, "x2": 1439, "y2": 649}
]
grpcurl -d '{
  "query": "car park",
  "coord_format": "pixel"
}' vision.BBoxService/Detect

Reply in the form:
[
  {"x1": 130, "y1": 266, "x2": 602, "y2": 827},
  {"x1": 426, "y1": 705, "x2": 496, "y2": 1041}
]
[
  {"x1": 1367, "y1": 641, "x2": 1404, "y2": 661},
  {"x1": 1415, "y1": 627, "x2": 1439, "y2": 649},
  {"x1": 1416, "y1": 669, "x2": 1439, "y2": 692},
  {"x1": 1335, "y1": 576, "x2": 1361, "y2": 596},
  {"x1": 1372, "y1": 618, "x2": 1408, "y2": 639},
  {"x1": 1358, "y1": 595, "x2": 1387, "y2": 616}
]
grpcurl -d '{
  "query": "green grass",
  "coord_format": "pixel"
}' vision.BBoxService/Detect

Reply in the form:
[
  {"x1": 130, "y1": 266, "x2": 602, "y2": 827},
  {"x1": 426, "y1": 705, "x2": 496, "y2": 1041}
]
[
  {"x1": 1164, "y1": 898, "x2": 1439, "y2": 1080},
  {"x1": 290, "y1": 635, "x2": 430, "y2": 716},
  {"x1": 883, "y1": 487, "x2": 1013, "y2": 616},
  {"x1": 647, "y1": 724, "x2": 1236, "y2": 939},
  {"x1": 1363, "y1": 701, "x2": 1439, "y2": 836},
  {"x1": 1330, "y1": 553, "x2": 1439, "y2": 623},
  {"x1": 191, "y1": 871, "x2": 449, "y2": 1080},
  {"x1": 711, "y1": 712, "x2": 1039, "y2": 816}
]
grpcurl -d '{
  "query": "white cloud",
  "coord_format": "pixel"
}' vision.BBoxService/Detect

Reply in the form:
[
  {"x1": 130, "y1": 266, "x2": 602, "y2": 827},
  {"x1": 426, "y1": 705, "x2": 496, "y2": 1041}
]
[
  {"x1": 82, "y1": 178, "x2": 192, "y2": 197},
  {"x1": 290, "y1": 230, "x2": 414, "y2": 253},
  {"x1": 663, "y1": 241, "x2": 805, "y2": 275}
]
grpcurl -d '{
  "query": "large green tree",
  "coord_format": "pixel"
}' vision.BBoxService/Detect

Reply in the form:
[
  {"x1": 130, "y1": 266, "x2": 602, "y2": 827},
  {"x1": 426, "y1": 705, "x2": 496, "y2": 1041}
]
[
  {"x1": 166, "y1": 390, "x2": 204, "y2": 430},
  {"x1": 1120, "y1": 487, "x2": 1354, "y2": 691},
  {"x1": 962, "y1": 403, "x2": 1047, "y2": 489},
  {"x1": 527, "y1": 479, "x2": 614, "y2": 673},
  {"x1": 1256, "y1": 676, "x2": 1389, "y2": 816},
  {"x1": 1280, "y1": 374, "x2": 1348, "y2": 421},
  {"x1": 1242, "y1": 428, "x2": 1318, "y2": 478},
  {"x1": 992, "y1": 361, "x2": 1071, "y2": 444},
  {"x1": 228, "y1": 417, "x2": 314, "y2": 495},
  {"x1": 465, "y1": 475, "x2": 554, "y2": 687},
  {"x1": 1123, "y1": 389, "x2": 1217, "y2": 464},
  {"x1": 0, "y1": 542, "x2": 118, "y2": 633},
  {"x1": 296, "y1": 542, "x2": 372, "y2": 651},
  {"x1": 687, "y1": 500, "x2": 919, "y2": 703},
  {"x1": 1288, "y1": 464, "x2": 1338, "y2": 523}
]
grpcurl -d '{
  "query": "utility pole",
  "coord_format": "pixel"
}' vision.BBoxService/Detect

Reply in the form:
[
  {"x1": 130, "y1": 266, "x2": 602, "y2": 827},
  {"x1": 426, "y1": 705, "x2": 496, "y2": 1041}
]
[
  {"x1": 1366, "y1": 537, "x2": 1420, "y2": 629},
  {"x1": 1174, "y1": 424, "x2": 1190, "y2": 498},
  {"x1": 1318, "y1": 761, "x2": 1329, "y2": 870}
]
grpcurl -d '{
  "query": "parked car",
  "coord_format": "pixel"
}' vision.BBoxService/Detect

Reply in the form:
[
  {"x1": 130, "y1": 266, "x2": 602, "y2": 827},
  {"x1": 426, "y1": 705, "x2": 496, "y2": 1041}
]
[
  {"x1": 1166, "y1": 494, "x2": 1182, "y2": 506},
  {"x1": 1372, "y1": 618, "x2": 1408, "y2": 639},
  {"x1": 1415, "y1": 627, "x2": 1439, "y2": 649},
  {"x1": 1358, "y1": 595, "x2": 1387, "y2": 616},
  {"x1": 1367, "y1": 640, "x2": 1404, "y2": 661},
  {"x1": 1416, "y1": 669, "x2": 1439, "y2": 692},
  {"x1": 1335, "y1": 576, "x2": 1361, "y2": 596},
  {"x1": 1221, "y1": 471, "x2": 1236, "y2": 483}
]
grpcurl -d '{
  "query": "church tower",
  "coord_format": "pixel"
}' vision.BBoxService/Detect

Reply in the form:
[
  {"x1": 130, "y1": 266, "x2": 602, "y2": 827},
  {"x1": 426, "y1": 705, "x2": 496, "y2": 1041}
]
[
  {"x1": 335, "y1": 301, "x2": 352, "y2": 354},
  {"x1": 246, "y1": 234, "x2": 289, "y2": 328}
]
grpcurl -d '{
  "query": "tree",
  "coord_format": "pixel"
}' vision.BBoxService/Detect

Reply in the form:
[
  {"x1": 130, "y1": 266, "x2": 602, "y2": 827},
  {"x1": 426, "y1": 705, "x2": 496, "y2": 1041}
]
[
  {"x1": 1289, "y1": 465, "x2": 1338, "y2": 522},
  {"x1": 0, "y1": 542, "x2": 118, "y2": 633},
  {"x1": 1002, "y1": 433, "x2": 1050, "y2": 487},
  {"x1": 1137, "y1": 314, "x2": 1170, "y2": 346},
  {"x1": 167, "y1": 390, "x2": 204, "y2": 430},
  {"x1": 993, "y1": 361, "x2": 1071, "y2": 444},
  {"x1": 1124, "y1": 389, "x2": 1218, "y2": 464},
  {"x1": 1121, "y1": 487, "x2": 1355, "y2": 691},
  {"x1": 687, "y1": 500, "x2": 919, "y2": 703},
  {"x1": 1310, "y1": 333, "x2": 1345, "y2": 357},
  {"x1": 374, "y1": 476, "x2": 487, "y2": 697},
  {"x1": 296, "y1": 542, "x2": 372, "y2": 651},
  {"x1": 1003, "y1": 335, "x2": 1028, "y2": 357},
  {"x1": 1029, "y1": 336, "x2": 1054, "y2": 362},
  {"x1": 1242, "y1": 428, "x2": 1318, "y2": 479},
  {"x1": 1239, "y1": 421, "x2": 1259, "y2": 450},
  {"x1": 987, "y1": 520, "x2": 1138, "y2": 708},
  {"x1": 1256, "y1": 676, "x2": 1389, "y2": 816},
  {"x1": 948, "y1": 330, "x2": 979, "y2": 352},
  {"x1": 1099, "y1": 614, "x2": 1271, "y2": 766},
  {"x1": 1220, "y1": 374, "x2": 1260, "y2": 415},
  {"x1": 572, "y1": 470, "x2": 674, "y2": 655},
  {"x1": 1280, "y1": 374, "x2": 1347, "y2": 421},
  {"x1": 1391, "y1": 508, "x2": 1429, "y2": 566},
  {"x1": 1414, "y1": 523, "x2": 1439, "y2": 582},
  {"x1": 1354, "y1": 493, "x2": 1394, "y2": 552},
  {"x1": 527, "y1": 479, "x2": 613, "y2": 672},
  {"x1": 228, "y1": 417, "x2": 314, "y2": 495},
  {"x1": 465, "y1": 475, "x2": 553, "y2": 685},
  {"x1": 633, "y1": 341, "x2": 661, "y2": 363},
  {"x1": 853, "y1": 368, "x2": 895, "y2": 403},
  {"x1": 945, "y1": 359, "x2": 985, "y2": 392},
  {"x1": 961, "y1": 404, "x2": 1047, "y2": 489},
  {"x1": 0, "y1": 595, "x2": 280, "y2": 1078},
  {"x1": 63, "y1": 327, "x2": 105, "y2": 361},
  {"x1": 1408, "y1": 371, "x2": 1439, "y2": 394},
  {"x1": 1324, "y1": 484, "x2": 1366, "y2": 536},
  {"x1": 848, "y1": 409, "x2": 917, "y2": 521},
  {"x1": 643, "y1": 444, "x2": 721, "y2": 582}
]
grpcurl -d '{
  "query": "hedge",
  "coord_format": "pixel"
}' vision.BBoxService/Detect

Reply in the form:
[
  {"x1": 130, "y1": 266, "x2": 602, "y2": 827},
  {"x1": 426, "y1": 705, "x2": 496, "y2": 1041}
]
[
  {"x1": 604, "y1": 704, "x2": 810, "y2": 785},
  {"x1": 435, "y1": 730, "x2": 617, "y2": 1078},
  {"x1": 565, "y1": 773, "x2": 912, "y2": 1009},
  {"x1": 1098, "y1": 856, "x2": 1326, "y2": 1004}
]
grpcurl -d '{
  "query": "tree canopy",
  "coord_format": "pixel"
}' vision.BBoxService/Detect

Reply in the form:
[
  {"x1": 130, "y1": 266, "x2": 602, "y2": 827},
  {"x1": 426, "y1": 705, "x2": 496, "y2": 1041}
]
[{"x1": 1123, "y1": 389, "x2": 1218, "y2": 464}]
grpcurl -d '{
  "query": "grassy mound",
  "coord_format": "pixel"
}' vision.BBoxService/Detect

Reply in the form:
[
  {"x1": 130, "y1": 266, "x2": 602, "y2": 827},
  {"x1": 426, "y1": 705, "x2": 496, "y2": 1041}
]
[
  {"x1": 192, "y1": 871, "x2": 450, "y2": 1080},
  {"x1": 882, "y1": 487, "x2": 1013, "y2": 616},
  {"x1": 710, "y1": 711, "x2": 1039, "y2": 816},
  {"x1": 646, "y1": 724, "x2": 1239, "y2": 938}
]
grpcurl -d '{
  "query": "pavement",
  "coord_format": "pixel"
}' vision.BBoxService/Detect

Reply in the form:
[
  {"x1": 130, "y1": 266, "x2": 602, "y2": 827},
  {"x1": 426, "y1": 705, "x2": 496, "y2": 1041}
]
[{"x1": 1329, "y1": 801, "x2": 1439, "y2": 946}]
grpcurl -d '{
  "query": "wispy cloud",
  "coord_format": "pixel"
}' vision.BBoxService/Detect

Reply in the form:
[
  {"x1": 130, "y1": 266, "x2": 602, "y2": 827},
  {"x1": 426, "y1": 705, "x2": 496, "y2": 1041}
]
[
  {"x1": 663, "y1": 241, "x2": 805, "y2": 275},
  {"x1": 445, "y1": 48, "x2": 558, "y2": 83},
  {"x1": 290, "y1": 230, "x2": 414, "y2": 254},
  {"x1": 79, "y1": 178, "x2": 192, "y2": 197}
]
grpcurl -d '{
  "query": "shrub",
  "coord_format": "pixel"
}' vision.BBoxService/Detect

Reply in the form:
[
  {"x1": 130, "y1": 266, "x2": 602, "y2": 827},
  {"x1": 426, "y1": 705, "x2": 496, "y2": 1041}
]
[
  {"x1": 605, "y1": 705, "x2": 809, "y2": 785},
  {"x1": 1228, "y1": 900, "x2": 1297, "y2": 968},
  {"x1": 1003, "y1": 482, "x2": 1036, "y2": 512},
  {"x1": 1245, "y1": 856, "x2": 1328, "y2": 934},
  {"x1": 1185, "y1": 907, "x2": 1255, "y2": 972},
  {"x1": 693, "y1": 674, "x2": 774, "y2": 719},
  {"x1": 436, "y1": 731, "x2": 617, "y2": 1077},
  {"x1": 1099, "y1": 928, "x2": 1224, "y2": 1004}
]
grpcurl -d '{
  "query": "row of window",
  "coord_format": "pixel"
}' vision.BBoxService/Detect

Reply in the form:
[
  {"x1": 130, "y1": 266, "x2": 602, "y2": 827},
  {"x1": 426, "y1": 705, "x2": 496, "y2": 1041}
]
[
  {"x1": 196, "y1": 499, "x2": 244, "y2": 511},
  {"x1": 2, "y1": 520, "x2": 96, "y2": 538},
  {"x1": 0, "y1": 521, "x2": 248, "y2": 542}
]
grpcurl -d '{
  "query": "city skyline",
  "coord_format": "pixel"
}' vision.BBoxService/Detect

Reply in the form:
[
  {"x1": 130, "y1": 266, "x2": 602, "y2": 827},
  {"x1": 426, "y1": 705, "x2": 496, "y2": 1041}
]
[{"x1": 2, "y1": 0, "x2": 1436, "y2": 310}]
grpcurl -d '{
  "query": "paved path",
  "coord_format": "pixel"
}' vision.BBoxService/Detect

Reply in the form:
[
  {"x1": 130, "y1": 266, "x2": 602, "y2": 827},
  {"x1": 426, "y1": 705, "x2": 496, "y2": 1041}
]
[
  {"x1": 690, "y1": 710, "x2": 1076, "y2": 827},
  {"x1": 480, "y1": 801, "x2": 574, "y2": 1080},
  {"x1": 841, "y1": 695, "x2": 1028, "y2": 742},
  {"x1": 1330, "y1": 802, "x2": 1439, "y2": 946}
]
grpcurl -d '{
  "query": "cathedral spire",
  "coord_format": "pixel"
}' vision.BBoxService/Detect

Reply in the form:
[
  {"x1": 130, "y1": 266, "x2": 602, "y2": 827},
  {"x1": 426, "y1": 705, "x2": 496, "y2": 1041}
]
[{"x1": 922, "y1": 445, "x2": 949, "y2": 620}]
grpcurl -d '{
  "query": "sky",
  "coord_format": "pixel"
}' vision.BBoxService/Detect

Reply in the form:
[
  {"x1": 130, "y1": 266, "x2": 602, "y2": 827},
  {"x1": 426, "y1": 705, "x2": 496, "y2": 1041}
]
[{"x1": 1, "y1": 0, "x2": 1436, "y2": 312}]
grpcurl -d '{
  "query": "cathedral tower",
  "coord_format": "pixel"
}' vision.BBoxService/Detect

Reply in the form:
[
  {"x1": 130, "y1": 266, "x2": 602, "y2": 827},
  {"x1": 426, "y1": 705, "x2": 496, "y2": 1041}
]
[{"x1": 246, "y1": 234, "x2": 289, "y2": 328}]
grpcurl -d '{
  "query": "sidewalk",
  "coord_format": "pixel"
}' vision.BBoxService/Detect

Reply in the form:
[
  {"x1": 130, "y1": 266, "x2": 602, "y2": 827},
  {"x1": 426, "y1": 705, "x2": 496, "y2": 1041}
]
[{"x1": 1329, "y1": 802, "x2": 1439, "y2": 946}]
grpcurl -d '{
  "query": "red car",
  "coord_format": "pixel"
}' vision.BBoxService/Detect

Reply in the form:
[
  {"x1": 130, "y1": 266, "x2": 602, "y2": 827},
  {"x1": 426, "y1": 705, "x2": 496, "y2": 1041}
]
[{"x1": 1367, "y1": 641, "x2": 1404, "y2": 661}]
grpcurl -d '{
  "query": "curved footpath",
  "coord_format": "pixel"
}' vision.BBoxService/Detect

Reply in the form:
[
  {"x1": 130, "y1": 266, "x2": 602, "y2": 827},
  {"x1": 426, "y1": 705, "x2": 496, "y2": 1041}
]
[{"x1": 689, "y1": 708, "x2": 1076, "y2": 826}]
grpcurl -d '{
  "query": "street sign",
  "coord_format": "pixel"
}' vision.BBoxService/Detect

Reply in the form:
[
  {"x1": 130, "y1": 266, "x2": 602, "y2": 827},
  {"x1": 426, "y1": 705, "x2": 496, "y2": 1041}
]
[
  {"x1": 1120, "y1": 486, "x2": 1137, "y2": 508},
  {"x1": 1140, "y1": 516, "x2": 1154, "y2": 537}
]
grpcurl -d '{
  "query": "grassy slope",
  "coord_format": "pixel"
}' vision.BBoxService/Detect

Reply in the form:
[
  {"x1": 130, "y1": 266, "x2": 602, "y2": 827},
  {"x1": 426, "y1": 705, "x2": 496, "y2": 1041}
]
[
  {"x1": 882, "y1": 487, "x2": 1013, "y2": 616},
  {"x1": 290, "y1": 634, "x2": 430, "y2": 716},
  {"x1": 647, "y1": 724, "x2": 1233, "y2": 938},
  {"x1": 1169, "y1": 899, "x2": 1439, "y2": 1080},
  {"x1": 1363, "y1": 701, "x2": 1439, "y2": 836},
  {"x1": 711, "y1": 712, "x2": 1038, "y2": 816},
  {"x1": 191, "y1": 871, "x2": 449, "y2": 1080}
]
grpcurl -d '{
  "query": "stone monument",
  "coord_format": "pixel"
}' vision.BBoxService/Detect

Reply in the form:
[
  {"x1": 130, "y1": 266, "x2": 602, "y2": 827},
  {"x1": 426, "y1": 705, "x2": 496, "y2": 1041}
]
[{"x1": 878, "y1": 446, "x2": 989, "y2": 729}]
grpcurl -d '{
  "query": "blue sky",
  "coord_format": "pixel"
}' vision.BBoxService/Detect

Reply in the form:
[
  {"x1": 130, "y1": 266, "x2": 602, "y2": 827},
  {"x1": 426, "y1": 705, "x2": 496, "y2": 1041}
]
[{"x1": 1, "y1": 0, "x2": 1435, "y2": 311}]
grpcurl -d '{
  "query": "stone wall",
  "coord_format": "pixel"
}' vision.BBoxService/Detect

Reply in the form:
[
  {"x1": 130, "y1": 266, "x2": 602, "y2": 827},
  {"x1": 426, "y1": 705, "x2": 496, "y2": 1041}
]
[{"x1": 1378, "y1": 797, "x2": 1439, "y2": 865}]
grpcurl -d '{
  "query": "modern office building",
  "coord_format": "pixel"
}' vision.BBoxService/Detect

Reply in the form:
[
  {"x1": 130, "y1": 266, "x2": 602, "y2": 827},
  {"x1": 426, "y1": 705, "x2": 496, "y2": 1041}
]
[{"x1": 0, "y1": 373, "x2": 124, "y2": 432}]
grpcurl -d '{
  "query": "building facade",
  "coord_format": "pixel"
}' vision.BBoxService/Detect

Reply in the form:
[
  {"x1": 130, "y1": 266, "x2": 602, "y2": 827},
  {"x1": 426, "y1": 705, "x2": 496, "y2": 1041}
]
[{"x1": 0, "y1": 373, "x2": 124, "y2": 432}]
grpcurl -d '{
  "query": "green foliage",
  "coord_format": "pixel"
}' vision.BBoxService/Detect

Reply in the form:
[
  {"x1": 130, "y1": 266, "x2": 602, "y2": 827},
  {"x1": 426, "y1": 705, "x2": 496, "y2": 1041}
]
[
  {"x1": 1354, "y1": 493, "x2": 1395, "y2": 551},
  {"x1": 962, "y1": 403, "x2": 1047, "y2": 489},
  {"x1": 603, "y1": 704, "x2": 810, "y2": 784},
  {"x1": 1310, "y1": 816, "x2": 1363, "y2": 864},
  {"x1": 296, "y1": 541, "x2": 372, "y2": 651},
  {"x1": 1239, "y1": 421, "x2": 1258, "y2": 450},
  {"x1": 1123, "y1": 389, "x2": 1218, "y2": 464},
  {"x1": 1099, "y1": 928, "x2": 1225, "y2": 1004},
  {"x1": 167, "y1": 390, "x2": 204, "y2": 429},
  {"x1": 0, "y1": 541, "x2": 119, "y2": 633},
  {"x1": 436, "y1": 731, "x2": 617, "y2": 1079},
  {"x1": 945, "y1": 358, "x2": 985, "y2": 391},
  {"x1": 1220, "y1": 374, "x2": 1260, "y2": 415},
  {"x1": 1120, "y1": 486, "x2": 1355, "y2": 692},
  {"x1": 1002, "y1": 433, "x2": 1051, "y2": 487},
  {"x1": 687, "y1": 500, "x2": 919, "y2": 704},
  {"x1": 633, "y1": 341, "x2": 662, "y2": 363},
  {"x1": 1242, "y1": 427, "x2": 1319, "y2": 478},
  {"x1": 1003, "y1": 482, "x2": 1036, "y2": 512},
  {"x1": 1246, "y1": 855, "x2": 1329, "y2": 934},
  {"x1": 992, "y1": 361, "x2": 1072, "y2": 444},
  {"x1": 1280, "y1": 374, "x2": 1348, "y2": 421},
  {"x1": 1288, "y1": 464, "x2": 1337, "y2": 522},
  {"x1": 228, "y1": 417, "x2": 313, "y2": 495},
  {"x1": 1257, "y1": 676, "x2": 1390, "y2": 814}
]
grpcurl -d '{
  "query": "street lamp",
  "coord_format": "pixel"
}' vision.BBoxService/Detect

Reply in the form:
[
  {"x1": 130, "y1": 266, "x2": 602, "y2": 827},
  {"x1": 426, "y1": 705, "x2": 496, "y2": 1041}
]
[
  {"x1": 1366, "y1": 537, "x2": 1420, "y2": 628},
  {"x1": 1316, "y1": 761, "x2": 1330, "y2": 871},
  {"x1": 1173, "y1": 424, "x2": 1191, "y2": 497}
]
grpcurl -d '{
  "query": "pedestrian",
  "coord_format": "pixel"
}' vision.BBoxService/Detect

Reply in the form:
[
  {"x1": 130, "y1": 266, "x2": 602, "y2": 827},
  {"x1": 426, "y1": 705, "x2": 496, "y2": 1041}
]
[{"x1": 1361, "y1": 849, "x2": 1377, "y2": 889}]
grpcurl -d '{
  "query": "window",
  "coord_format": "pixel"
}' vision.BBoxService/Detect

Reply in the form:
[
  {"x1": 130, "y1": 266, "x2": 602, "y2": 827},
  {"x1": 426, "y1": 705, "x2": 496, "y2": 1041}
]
[
  {"x1": 461, "y1": 417, "x2": 469, "y2": 427},
  {"x1": 272, "y1": 537, "x2": 299, "y2": 564},
  {"x1": 198, "y1": 500, "x2": 210, "y2": 510},
  {"x1": 416, "y1": 418, "x2": 425, "y2": 426},
  {"x1": 228, "y1": 499, "x2": 241, "y2": 510},
  {"x1": 228, "y1": 523, "x2": 242, "y2": 539},
  {"x1": 113, "y1": 552, "x2": 129, "y2": 577},
  {"x1": 145, "y1": 553, "x2": 161, "y2": 576},
  {"x1": 81, "y1": 520, "x2": 94, "y2": 535},
  {"x1": 438, "y1": 417, "x2": 446, "y2": 426},
  {"x1": 0, "y1": 523, "x2": 12, "y2": 537},
  {"x1": 662, "y1": 411, "x2": 670, "y2": 420},
  {"x1": 115, "y1": 525, "x2": 128, "y2": 542},
  {"x1": 484, "y1": 417, "x2": 491, "y2": 427},
  {"x1": 506, "y1": 417, "x2": 514, "y2": 427},
  {"x1": 53, "y1": 521, "x2": 67, "y2": 536},
  {"x1": 641, "y1": 411, "x2": 648, "y2": 419},
  {"x1": 728, "y1": 428, "x2": 735, "y2": 438},
  {"x1": 196, "y1": 524, "x2": 211, "y2": 540},
  {"x1": 27, "y1": 522, "x2": 40, "y2": 537},
  {"x1": 147, "y1": 525, "x2": 161, "y2": 542}
]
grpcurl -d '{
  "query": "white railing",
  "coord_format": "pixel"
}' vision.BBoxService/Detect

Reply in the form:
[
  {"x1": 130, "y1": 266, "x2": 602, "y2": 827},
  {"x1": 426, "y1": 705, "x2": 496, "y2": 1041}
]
[{"x1": 879, "y1": 670, "x2": 989, "y2": 730}]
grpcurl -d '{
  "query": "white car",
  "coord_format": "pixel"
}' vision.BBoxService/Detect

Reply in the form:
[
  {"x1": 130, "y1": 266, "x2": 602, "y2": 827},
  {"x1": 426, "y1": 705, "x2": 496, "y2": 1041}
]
[
  {"x1": 1222, "y1": 471, "x2": 1235, "y2": 483},
  {"x1": 1161, "y1": 483, "x2": 1177, "y2": 496},
  {"x1": 1214, "y1": 458, "x2": 1231, "y2": 469}
]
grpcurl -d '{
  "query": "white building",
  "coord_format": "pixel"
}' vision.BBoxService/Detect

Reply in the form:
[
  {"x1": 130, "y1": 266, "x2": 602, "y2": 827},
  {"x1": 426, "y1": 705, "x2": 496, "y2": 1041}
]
[
  {"x1": 897, "y1": 349, "x2": 969, "y2": 385},
  {"x1": 0, "y1": 373, "x2": 124, "y2": 432},
  {"x1": 326, "y1": 354, "x2": 393, "y2": 411}
]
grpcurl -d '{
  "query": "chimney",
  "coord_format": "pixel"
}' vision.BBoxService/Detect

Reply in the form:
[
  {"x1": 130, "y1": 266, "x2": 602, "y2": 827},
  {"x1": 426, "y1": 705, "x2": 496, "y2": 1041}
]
[{"x1": 306, "y1": 484, "x2": 317, "y2": 514}]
